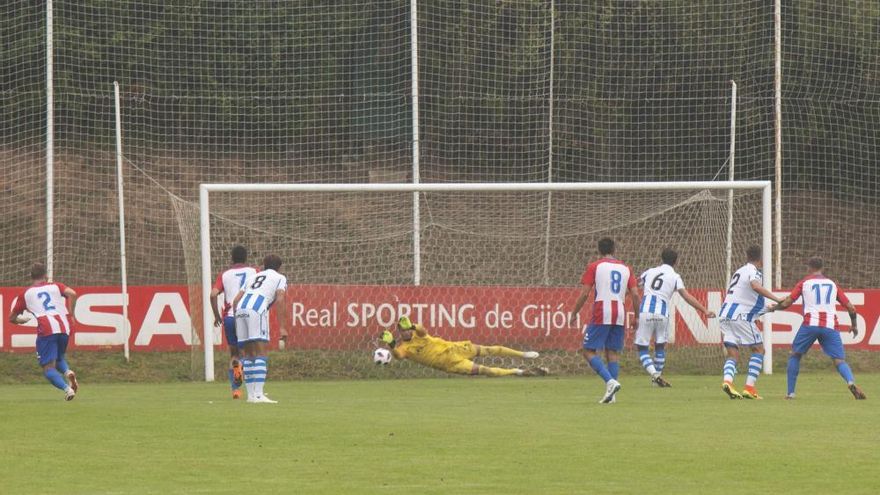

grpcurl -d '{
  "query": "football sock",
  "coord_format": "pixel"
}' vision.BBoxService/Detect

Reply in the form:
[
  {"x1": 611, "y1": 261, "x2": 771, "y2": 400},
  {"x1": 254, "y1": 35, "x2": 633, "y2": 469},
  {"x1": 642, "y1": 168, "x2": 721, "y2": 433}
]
[
  {"x1": 836, "y1": 361, "x2": 855, "y2": 385},
  {"x1": 477, "y1": 365, "x2": 520, "y2": 377},
  {"x1": 786, "y1": 354, "x2": 801, "y2": 396},
  {"x1": 654, "y1": 344, "x2": 666, "y2": 373},
  {"x1": 588, "y1": 356, "x2": 613, "y2": 383},
  {"x1": 745, "y1": 353, "x2": 763, "y2": 387},
  {"x1": 607, "y1": 361, "x2": 620, "y2": 380},
  {"x1": 637, "y1": 345, "x2": 658, "y2": 376},
  {"x1": 55, "y1": 358, "x2": 70, "y2": 374},
  {"x1": 44, "y1": 368, "x2": 68, "y2": 391},
  {"x1": 241, "y1": 358, "x2": 255, "y2": 398},
  {"x1": 723, "y1": 358, "x2": 737, "y2": 383},
  {"x1": 478, "y1": 345, "x2": 523, "y2": 358},
  {"x1": 227, "y1": 368, "x2": 237, "y2": 390},
  {"x1": 253, "y1": 356, "x2": 268, "y2": 397}
]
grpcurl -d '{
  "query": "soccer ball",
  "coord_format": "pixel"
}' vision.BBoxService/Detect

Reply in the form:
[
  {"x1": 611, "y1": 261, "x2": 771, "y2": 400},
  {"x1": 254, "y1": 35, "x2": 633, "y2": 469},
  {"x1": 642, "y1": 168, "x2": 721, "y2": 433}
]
[{"x1": 373, "y1": 348, "x2": 392, "y2": 365}]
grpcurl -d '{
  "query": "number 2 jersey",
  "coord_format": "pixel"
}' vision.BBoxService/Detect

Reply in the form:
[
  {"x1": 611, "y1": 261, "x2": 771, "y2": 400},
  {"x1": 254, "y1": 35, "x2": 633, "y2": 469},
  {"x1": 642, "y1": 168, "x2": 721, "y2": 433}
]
[
  {"x1": 214, "y1": 263, "x2": 257, "y2": 317},
  {"x1": 237, "y1": 268, "x2": 288, "y2": 314},
  {"x1": 787, "y1": 274, "x2": 850, "y2": 330},
  {"x1": 720, "y1": 262, "x2": 765, "y2": 322},
  {"x1": 581, "y1": 257, "x2": 637, "y2": 326},
  {"x1": 12, "y1": 282, "x2": 72, "y2": 337},
  {"x1": 638, "y1": 264, "x2": 685, "y2": 318}
]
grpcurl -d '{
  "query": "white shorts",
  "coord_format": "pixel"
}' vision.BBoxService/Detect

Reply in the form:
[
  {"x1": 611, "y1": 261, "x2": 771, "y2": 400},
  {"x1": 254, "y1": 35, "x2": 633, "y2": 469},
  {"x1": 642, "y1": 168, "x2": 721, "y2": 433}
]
[
  {"x1": 235, "y1": 309, "x2": 269, "y2": 343},
  {"x1": 720, "y1": 318, "x2": 763, "y2": 347},
  {"x1": 634, "y1": 314, "x2": 669, "y2": 346}
]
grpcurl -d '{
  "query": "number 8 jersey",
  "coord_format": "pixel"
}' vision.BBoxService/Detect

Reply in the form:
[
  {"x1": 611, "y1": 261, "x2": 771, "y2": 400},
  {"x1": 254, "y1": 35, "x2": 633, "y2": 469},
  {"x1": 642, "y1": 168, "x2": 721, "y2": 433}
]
[
  {"x1": 238, "y1": 268, "x2": 288, "y2": 314},
  {"x1": 581, "y1": 257, "x2": 637, "y2": 326}
]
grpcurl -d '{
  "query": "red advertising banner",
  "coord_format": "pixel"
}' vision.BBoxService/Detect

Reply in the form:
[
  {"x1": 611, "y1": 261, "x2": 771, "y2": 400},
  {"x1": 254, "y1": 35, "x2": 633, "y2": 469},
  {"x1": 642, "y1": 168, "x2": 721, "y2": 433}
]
[{"x1": 2, "y1": 285, "x2": 880, "y2": 351}]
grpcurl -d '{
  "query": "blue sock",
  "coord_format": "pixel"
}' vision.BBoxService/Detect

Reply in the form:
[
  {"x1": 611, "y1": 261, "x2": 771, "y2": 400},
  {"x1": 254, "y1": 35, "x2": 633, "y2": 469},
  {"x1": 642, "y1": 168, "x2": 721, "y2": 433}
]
[
  {"x1": 55, "y1": 358, "x2": 70, "y2": 374},
  {"x1": 836, "y1": 362, "x2": 855, "y2": 384},
  {"x1": 654, "y1": 345, "x2": 666, "y2": 373},
  {"x1": 787, "y1": 354, "x2": 801, "y2": 396},
  {"x1": 588, "y1": 356, "x2": 613, "y2": 382},
  {"x1": 607, "y1": 361, "x2": 620, "y2": 380},
  {"x1": 44, "y1": 368, "x2": 68, "y2": 391},
  {"x1": 723, "y1": 358, "x2": 737, "y2": 383},
  {"x1": 746, "y1": 353, "x2": 764, "y2": 387},
  {"x1": 637, "y1": 345, "x2": 657, "y2": 375},
  {"x1": 227, "y1": 368, "x2": 239, "y2": 390}
]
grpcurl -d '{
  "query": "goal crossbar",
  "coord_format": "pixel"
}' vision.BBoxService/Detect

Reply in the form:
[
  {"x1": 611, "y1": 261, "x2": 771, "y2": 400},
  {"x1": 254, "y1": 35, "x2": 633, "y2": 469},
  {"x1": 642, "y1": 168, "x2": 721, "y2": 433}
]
[{"x1": 199, "y1": 181, "x2": 773, "y2": 381}]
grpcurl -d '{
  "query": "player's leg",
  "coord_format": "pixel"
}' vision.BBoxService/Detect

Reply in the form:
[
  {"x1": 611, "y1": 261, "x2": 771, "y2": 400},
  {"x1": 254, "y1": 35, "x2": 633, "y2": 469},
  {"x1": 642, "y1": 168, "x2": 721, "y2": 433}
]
[
  {"x1": 476, "y1": 343, "x2": 535, "y2": 359},
  {"x1": 741, "y1": 321, "x2": 765, "y2": 399},
  {"x1": 818, "y1": 329, "x2": 865, "y2": 399},
  {"x1": 652, "y1": 321, "x2": 671, "y2": 387},
  {"x1": 786, "y1": 326, "x2": 816, "y2": 398},
  {"x1": 236, "y1": 311, "x2": 258, "y2": 401},
  {"x1": 55, "y1": 333, "x2": 78, "y2": 394},
  {"x1": 582, "y1": 325, "x2": 612, "y2": 382},
  {"x1": 37, "y1": 335, "x2": 75, "y2": 400},
  {"x1": 719, "y1": 319, "x2": 743, "y2": 399},
  {"x1": 634, "y1": 315, "x2": 659, "y2": 377},
  {"x1": 248, "y1": 311, "x2": 274, "y2": 402},
  {"x1": 224, "y1": 316, "x2": 243, "y2": 398}
]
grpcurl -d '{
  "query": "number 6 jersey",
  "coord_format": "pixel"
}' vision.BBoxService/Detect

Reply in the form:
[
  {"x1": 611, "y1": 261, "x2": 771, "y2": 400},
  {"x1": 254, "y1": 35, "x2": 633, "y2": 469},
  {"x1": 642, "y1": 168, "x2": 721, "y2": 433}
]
[{"x1": 638, "y1": 264, "x2": 685, "y2": 318}]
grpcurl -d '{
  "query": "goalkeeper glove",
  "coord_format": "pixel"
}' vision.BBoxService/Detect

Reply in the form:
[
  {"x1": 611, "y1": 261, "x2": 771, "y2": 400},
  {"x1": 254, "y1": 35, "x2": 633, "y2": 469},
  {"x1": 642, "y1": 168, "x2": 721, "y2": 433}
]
[
  {"x1": 398, "y1": 316, "x2": 414, "y2": 330},
  {"x1": 379, "y1": 330, "x2": 396, "y2": 348}
]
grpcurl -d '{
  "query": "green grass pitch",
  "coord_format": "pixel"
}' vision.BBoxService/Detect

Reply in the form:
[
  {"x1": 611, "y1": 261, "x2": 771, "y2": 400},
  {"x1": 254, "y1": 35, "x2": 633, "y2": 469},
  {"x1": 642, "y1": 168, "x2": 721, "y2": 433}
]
[{"x1": 1, "y1": 374, "x2": 878, "y2": 495}]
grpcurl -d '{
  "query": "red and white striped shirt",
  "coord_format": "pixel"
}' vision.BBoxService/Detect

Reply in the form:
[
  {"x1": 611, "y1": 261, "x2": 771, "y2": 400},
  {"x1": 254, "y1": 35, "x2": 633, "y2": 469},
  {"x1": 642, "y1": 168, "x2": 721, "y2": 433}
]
[
  {"x1": 788, "y1": 274, "x2": 850, "y2": 330},
  {"x1": 12, "y1": 282, "x2": 72, "y2": 337},
  {"x1": 581, "y1": 258, "x2": 637, "y2": 326}
]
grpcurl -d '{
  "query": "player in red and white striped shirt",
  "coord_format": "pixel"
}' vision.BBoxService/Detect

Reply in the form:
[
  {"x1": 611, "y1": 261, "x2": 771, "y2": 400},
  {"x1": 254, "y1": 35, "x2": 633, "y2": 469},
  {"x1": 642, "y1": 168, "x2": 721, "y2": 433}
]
[
  {"x1": 568, "y1": 238, "x2": 640, "y2": 404},
  {"x1": 7, "y1": 263, "x2": 80, "y2": 401},
  {"x1": 767, "y1": 257, "x2": 865, "y2": 400}
]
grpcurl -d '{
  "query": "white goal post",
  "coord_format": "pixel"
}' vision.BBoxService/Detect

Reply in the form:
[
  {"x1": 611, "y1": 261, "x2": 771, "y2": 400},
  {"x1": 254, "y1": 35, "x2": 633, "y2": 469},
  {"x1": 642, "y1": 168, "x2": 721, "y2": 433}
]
[{"x1": 199, "y1": 181, "x2": 773, "y2": 382}]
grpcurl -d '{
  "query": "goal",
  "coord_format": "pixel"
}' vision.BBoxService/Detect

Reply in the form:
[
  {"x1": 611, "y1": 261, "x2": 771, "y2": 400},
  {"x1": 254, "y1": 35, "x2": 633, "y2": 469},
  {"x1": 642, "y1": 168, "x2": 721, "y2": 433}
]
[{"x1": 191, "y1": 181, "x2": 772, "y2": 382}]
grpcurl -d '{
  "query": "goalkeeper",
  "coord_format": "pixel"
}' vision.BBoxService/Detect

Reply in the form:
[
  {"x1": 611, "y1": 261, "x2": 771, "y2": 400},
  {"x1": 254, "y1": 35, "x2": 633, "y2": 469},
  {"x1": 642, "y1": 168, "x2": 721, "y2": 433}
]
[{"x1": 379, "y1": 317, "x2": 548, "y2": 377}]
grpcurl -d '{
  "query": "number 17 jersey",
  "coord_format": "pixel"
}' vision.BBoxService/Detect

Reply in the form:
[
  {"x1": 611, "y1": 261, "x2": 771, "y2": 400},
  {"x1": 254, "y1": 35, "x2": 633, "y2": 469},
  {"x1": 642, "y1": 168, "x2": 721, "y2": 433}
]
[
  {"x1": 238, "y1": 268, "x2": 288, "y2": 314},
  {"x1": 581, "y1": 257, "x2": 637, "y2": 326}
]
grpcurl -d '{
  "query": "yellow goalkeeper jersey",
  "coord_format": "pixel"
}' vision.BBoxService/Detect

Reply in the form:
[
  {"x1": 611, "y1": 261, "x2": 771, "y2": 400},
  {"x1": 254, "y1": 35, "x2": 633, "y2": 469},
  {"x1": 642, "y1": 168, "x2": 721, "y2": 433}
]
[{"x1": 393, "y1": 332, "x2": 459, "y2": 370}]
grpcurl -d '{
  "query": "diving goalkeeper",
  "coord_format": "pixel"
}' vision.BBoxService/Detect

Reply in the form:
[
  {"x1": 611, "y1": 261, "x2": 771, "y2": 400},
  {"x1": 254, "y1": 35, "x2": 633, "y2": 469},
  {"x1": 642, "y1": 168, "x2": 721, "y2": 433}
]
[{"x1": 379, "y1": 316, "x2": 549, "y2": 377}]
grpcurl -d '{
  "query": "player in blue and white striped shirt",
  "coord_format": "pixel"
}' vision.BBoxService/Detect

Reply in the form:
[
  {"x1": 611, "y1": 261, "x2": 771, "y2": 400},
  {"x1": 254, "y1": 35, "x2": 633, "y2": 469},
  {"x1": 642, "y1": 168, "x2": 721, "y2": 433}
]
[
  {"x1": 232, "y1": 254, "x2": 290, "y2": 404},
  {"x1": 636, "y1": 249, "x2": 715, "y2": 387},
  {"x1": 719, "y1": 245, "x2": 782, "y2": 400}
]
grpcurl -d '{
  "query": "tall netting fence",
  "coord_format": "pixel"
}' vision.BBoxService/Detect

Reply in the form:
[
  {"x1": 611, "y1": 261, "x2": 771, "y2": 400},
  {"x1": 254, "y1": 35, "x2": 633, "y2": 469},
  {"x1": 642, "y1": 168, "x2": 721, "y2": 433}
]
[{"x1": 1, "y1": 1, "x2": 878, "y2": 376}]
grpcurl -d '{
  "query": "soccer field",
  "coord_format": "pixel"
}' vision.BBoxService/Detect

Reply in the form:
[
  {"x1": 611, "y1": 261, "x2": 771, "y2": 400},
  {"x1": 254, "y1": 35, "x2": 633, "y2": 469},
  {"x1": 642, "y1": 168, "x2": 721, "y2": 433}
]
[{"x1": 2, "y1": 374, "x2": 877, "y2": 495}]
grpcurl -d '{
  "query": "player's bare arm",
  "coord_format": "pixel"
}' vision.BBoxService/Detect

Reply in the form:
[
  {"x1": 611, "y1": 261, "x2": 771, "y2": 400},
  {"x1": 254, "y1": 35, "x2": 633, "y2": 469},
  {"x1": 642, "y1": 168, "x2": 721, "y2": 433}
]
[
  {"x1": 628, "y1": 285, "x2": 640, "y2": 321},
  {"x1": 844, "y1": 301, "x2": 859, "y2": 338},
  {"x1": 766, "y1": 295, "x2": 794, "y2": 313},
  {"x1": 8, "y1": 307, "x2": 28, "y2": 325},
  {"x1": 63, "y1": 286, "x2": 78, "y2": 324},
  {"x1": 231, "y1": 288, "x2": 245, "y2": 310},
  {"x1": 568, "y1": 284, "x2": 593, "y2": 326},
  {"x1": 210, "y1": 287, "x2": 223, "y2": 327},
  {"x1": 275, "y1": 289, "x2": 289, "y2": 342},
  {"x1": 677, "y1": 288, "x2": 715, "y2": 317},
  {"x1": 750, "y1": 280, "x2": 782, "y2": 303}
]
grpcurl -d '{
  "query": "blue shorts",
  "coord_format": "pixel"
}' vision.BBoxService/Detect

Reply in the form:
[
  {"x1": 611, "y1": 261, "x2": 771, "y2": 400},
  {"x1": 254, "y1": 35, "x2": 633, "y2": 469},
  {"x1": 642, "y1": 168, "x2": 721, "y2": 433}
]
[
  {"x1": 35, "y1": 333, "x2": 69, "y2": 367},
  {"x1": 792, "y1": 325, "x2": 845, "y2": 360},
  {"x1": 583, "y1": 324, "x2": 625, "y2": 352},
  {"x1": 223, "y1": 316, "x2": 238, "y2": 348}
]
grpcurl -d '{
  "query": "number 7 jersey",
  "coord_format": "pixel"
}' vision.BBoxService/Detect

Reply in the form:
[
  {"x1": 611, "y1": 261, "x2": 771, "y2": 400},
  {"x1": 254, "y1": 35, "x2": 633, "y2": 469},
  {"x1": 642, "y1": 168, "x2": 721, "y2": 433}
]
[
  {"x1": 581, "y1": 257, "x2": 637, "y2": 326},
  {"x1": 238, "y1": 268, "x2": 288, "y2": 314}
]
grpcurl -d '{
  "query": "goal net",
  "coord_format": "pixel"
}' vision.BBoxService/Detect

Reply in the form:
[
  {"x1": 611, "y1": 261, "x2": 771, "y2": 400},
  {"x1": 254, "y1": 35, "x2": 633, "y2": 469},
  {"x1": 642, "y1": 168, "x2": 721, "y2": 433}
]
[{"x1": 187, "y1": 182, "x2": 771, "y2": 381}]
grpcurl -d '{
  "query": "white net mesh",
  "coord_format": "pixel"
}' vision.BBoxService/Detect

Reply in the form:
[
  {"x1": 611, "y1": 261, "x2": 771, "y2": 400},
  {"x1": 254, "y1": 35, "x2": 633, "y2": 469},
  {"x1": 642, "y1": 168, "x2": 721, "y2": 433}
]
[
  {"x1": 2, "y1": 2, "x2": 879, "y2": 373},
  {"x1": 186, "y1": 186, "x2": 765, "y2": 377}
]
